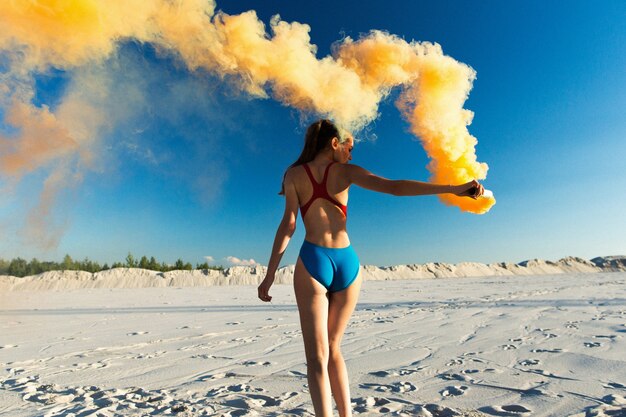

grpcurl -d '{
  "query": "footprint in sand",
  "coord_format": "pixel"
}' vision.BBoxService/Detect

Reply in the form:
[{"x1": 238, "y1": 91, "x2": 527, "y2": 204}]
[
  {"x1": 241, "y1": 360, "x2": 272, "y2": 367},
  {"x1": 446, "y1": 358, "x2": 464, "y2": 366},
  {"x1": 441, "y1": 385, "x2": 468, "y2": 397},
  {"x1": 0, "y1": 344, "x2": 18, "y2": 349},
  {"x1": 231, "y1": 336, "x2": 261, "y2": 343},
  {"x1": 526, "y1": 369, "x2": 577, "y2": 381},
  {"x1": 462, "y1": 351, "x2": 484, "y2": 356},
  {"x1": 369, "y1": 367, "x2": 424, "y2": 377},
  {"x1": 231, "y1": 391, "x2": 298, "y2": 409},
  {"x1": 134, "y1": 351, "x2": 166, "y2": 359},
  {"x1": 192, "y1": 353, "x2": 233, "y2": 360},
  {"x1": 126, "y1": 331, "x2": 149, "y2": 336},
  {"x1": 479, "y1": 404, "x2": 532, "y2": 416},
  {"x1": 531, "y1": 348, "x2": 563, "y2": 353},
  {"x1": 23, "y1": 388, "x2": 77, "y2": 406},
  {"x1": 583, "y1": 399, "x2": 626, "y2": 417},
  {"x1": 584, "y1": 341, "x2": 602, "y2": 348},
  {"x1": 353, "y1": 396, "x2": 395, "y2": 413},
  {"x1": 501, "y1": 344, "x2": 518, "y2": 350},
  {"x1": 169, "y1": 404, "x2": 190, "y2": 413},
  {"x1": 518, "y1": 359, "x2": 540, "y2": 366},
  {"x1": 206, "y1": 383, "x2": 263, "y2": 397},
  {"x1": 359, "y1": 381, "x2": 417, "y2": 393},
  {"x1": 76, "y1": 361, "x2": 110, "y2": 369},
  {"x1": 245, "y1": 393, "x2": 283, "y2": 407},
  {"x1": 369, "y1": 370, "x2": 393, "y2": 377},
  {"x1": 373, "y1": 317, "x2": 394, "y2": 324},
  {"x1": 1, "y1": 375, "x2": 41, "y2": 394},
  {"x1": 197, "y1": 372, "x2": 237, "y2": 382},
  {"x1": 604, "y1": 382, "x2": 626, "y2": 389},
  {"x1": 437, "y1": 372, "x2": 472, "y2": 382},
  {"x1": 7, "y1": 367, "x2": 26, "y2": 376},
  {"x1": 353, "y1": 397, "x2": 404, "y2": 414},
  {"x1": 565, "y1": 321, "x2": 579, "y2": 329},
  {"x1": 397, "y1": 367, "x2": 424, "y2": 376},
  {"x1": 353, "y1": 397, "x2": 464, "y2": 416},
  {"x1": 461, "y1": 369, "x2": 480, "y2": 375},
  {"x1": 594, "y1": 335, "x2": 617, "y2": 340},
  {"x1": 418, "y1": 403, "x2": 470, "y2": 416}
]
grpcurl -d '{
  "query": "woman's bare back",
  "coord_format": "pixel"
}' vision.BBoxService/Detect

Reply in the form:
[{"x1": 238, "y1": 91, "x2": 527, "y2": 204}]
[{"x1": 288, "y1": 161, "x2": 351, "y2": 247}]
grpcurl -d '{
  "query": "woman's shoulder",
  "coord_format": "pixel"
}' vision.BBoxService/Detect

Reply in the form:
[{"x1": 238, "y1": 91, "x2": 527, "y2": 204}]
[
  {"x1": 284, "y1": 164, "x2": 305, "y2": 182},
  {"x1": 286, "y1": 164, "x2": 303, "y2": 174},
  {"x1": 339, "y1": 163, "x2": 367, "y2": 178}
]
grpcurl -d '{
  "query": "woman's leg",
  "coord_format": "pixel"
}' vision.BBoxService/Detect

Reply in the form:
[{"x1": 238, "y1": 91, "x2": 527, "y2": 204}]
[
  {"x1": 327, "y1": 272, "x2": 362, "y2": 417},
  {"x1": 294, "y1": 257, "x2": 334, "y2": 417}
]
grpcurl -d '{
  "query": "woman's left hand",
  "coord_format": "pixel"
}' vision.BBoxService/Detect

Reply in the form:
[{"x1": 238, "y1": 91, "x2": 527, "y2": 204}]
[{"x1": 258, "y1": 275, "x2": 274, "y2": 302}]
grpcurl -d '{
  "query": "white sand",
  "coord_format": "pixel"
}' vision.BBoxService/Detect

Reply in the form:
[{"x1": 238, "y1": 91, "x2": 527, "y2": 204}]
[{"x1": 1, "y1": 272, "x2": 625, "y2": 416}]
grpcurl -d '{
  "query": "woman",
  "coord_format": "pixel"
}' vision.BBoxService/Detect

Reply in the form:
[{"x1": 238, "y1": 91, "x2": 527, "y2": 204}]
[{"x1": 257, "y1": 119, "x2": 483, "y2": 417}]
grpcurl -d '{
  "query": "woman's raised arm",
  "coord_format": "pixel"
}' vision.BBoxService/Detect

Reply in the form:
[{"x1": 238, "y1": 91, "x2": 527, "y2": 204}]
[{"x1": 346, "y1": 164, "x2": 483, "y2": 198}]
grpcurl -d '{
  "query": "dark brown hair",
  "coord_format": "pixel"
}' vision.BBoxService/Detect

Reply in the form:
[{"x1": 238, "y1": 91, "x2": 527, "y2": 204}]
[{"x1": 279, "y1": 119, "x2": 342, "y2": 195}]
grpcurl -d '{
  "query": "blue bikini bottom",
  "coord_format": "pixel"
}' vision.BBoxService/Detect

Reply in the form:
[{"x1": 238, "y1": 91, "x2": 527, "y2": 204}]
[{"x1": 299, "y1": 240, "x2": 360, "y2": 293}]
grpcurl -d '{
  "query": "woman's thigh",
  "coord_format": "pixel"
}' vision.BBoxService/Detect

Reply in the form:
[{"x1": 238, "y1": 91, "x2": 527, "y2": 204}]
[
  {"x1": 327, "y1": 272, "x2": 362, "y2": 349},
  {"x1": 294, "y1": 257, "x2": 330, "y2": 359}
]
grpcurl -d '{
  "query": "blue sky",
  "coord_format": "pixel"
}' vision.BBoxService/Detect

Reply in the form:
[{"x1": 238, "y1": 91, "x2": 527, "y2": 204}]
[{"x1": 1, "y1": 0, "x2": 625, "y2": 267}]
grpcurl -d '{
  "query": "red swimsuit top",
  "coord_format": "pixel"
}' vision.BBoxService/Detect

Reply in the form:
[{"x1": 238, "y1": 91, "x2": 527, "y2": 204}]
[{"x1": 300, "y1": 162, "x2": 348, "y2": 218}]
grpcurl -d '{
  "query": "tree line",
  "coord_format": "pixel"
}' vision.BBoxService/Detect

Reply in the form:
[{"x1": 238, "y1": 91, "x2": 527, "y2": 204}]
[{"x1": 0, "y1": 254, "x2": 223, "y2": 278}]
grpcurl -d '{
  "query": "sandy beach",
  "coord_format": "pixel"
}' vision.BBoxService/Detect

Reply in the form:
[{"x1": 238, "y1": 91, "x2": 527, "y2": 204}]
[{"x1": 1, "y1": 271, "x2": 625, "y2": 416}]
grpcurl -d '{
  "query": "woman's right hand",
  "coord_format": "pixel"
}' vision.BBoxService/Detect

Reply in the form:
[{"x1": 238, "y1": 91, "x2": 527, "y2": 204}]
[
  {"x1": 258, "y1": 275, "x2": 274, "y2": 302},
  {"x1": 455, "y1": 179, "x2": 484, "y2": 199}
]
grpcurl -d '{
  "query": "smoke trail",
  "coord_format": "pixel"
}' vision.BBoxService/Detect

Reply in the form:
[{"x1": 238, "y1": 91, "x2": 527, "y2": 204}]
[
  {"x1": 0, "y1": 0, "x2": 494, "y2": 248},
  {"x1": 336, "y1": 32, "x2": 494, "y2": 213}
]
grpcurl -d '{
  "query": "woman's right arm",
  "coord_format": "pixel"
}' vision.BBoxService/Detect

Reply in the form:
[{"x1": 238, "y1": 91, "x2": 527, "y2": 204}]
[
  {"x1": 346, "y1": 165, "x2": 483, "y2": 198},
  {"x1": 258, "y1": 169, "x2": 299, "y2": 302}
]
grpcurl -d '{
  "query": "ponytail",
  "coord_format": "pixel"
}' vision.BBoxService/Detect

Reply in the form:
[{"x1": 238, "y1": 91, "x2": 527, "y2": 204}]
[{"x1": 279, "y1": 119, "x2": 341, "y2": 195}]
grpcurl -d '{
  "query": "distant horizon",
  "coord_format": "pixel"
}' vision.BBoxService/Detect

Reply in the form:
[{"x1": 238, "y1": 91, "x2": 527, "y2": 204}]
[{"x1": 2, "y1": 252, "x2": 624, "y2": 271}]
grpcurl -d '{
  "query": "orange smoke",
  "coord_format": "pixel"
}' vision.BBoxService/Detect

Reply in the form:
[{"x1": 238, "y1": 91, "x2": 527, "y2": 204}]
[
  {"x1": 0, "y1": 100, "x2": 76, "y2": 177},
  {"x1": 337, "y1": 32, "x2": 495, "y2": 213},
  {"x1": 0, "y1": 0, "x2": 494, "y2": 247}
]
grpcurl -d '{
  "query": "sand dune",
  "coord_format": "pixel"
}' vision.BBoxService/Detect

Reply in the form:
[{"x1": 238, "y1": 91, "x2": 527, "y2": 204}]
[{"x1": 1, "y1": 256, "x2": 624, "y2": 291}]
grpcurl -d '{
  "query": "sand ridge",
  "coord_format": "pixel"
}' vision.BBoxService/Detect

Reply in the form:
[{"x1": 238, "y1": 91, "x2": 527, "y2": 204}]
[{"x1": 1, "y1": 256, "x2": 624, "y2": 292}]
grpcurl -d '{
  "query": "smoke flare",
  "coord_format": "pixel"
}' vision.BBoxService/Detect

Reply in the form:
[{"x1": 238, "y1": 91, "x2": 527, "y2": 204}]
[{"x1": 0, "y1": 0, "x2": 494, "y2": 247}]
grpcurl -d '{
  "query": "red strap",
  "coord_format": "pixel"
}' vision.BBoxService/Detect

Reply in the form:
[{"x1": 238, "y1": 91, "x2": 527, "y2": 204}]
[
  {"x1": 322, "y1": 162, "x2": 333, "y2": 184},
  {"x1": 300, "y1": 163, "x2": 347, "y2": 218},
  {"x1": 302, "y1": 163, "x2": 317, "y2": 184}
]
